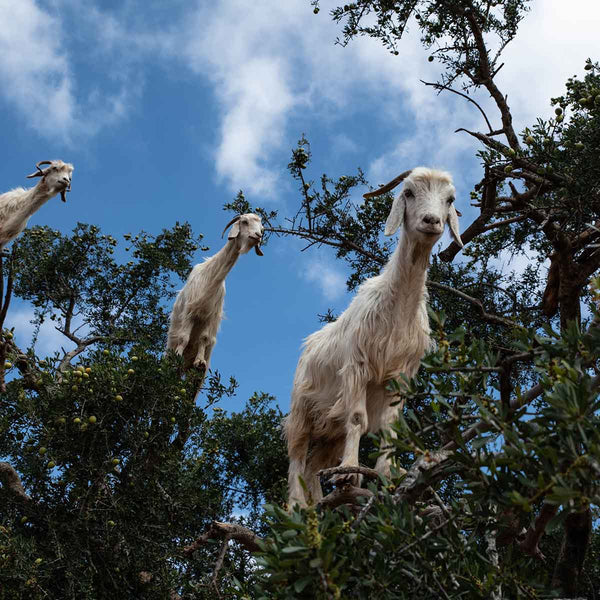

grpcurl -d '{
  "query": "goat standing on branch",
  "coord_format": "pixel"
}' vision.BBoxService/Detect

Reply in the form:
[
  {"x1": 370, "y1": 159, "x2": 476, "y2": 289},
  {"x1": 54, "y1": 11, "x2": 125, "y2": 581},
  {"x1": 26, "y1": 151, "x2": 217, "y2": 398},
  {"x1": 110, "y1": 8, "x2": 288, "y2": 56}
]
[
  {"x1": 0, "y1": 160, "x2": 74, "y2": 254},
  {"x1": 167, "y1": 213, "x2": 264, "y2": 372},
  {"x1": 285, "y1": 167, "x2": 463, "y2": 507}
]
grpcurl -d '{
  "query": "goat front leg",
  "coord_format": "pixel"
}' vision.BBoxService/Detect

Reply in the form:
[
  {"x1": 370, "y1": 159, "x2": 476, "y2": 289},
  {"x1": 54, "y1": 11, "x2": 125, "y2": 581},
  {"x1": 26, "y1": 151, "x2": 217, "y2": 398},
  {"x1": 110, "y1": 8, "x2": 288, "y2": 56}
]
[
  {"x1": 192, "y1": 335, "x2": 214, "y2": 372},
  {"x1": 331, "y1": 374, "x2": 368, "y2": 488},
  {"x1": 166, "y1": 311, "x2": 191, "y2": 357}
]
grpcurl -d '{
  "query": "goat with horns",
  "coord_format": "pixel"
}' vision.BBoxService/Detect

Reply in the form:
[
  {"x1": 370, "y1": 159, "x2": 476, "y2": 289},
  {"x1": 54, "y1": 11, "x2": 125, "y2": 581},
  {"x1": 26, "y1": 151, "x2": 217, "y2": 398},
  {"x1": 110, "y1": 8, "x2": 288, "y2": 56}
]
[
  {"x1": 167, "y1": 213, "x2": 264, "y2": 372},
  {"x1": 284, "y1": 167, "x2": 463, "y2": 507},
  {"x1": 0, "y1": 160, "x2": 74, "y2": 254}
]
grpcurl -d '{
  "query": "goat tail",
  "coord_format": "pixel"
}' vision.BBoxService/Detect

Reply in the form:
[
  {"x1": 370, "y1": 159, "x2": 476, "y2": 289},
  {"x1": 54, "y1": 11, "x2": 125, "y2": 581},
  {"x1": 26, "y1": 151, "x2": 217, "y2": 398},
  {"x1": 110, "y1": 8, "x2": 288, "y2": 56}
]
[{"x1": 283, "y1": 390, "x2": 313, "y2": 454}]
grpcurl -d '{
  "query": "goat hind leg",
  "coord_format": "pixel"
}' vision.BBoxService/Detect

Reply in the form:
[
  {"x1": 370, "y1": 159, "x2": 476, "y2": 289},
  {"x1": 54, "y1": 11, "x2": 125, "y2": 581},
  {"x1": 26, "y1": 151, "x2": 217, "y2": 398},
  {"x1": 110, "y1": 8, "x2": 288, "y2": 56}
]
[
  {"x1": 305, "y1": 438, "x2": 344, "y2": 504},
  {"x1": 287, "y1": 429, "x2": 311, "y2": 509}
]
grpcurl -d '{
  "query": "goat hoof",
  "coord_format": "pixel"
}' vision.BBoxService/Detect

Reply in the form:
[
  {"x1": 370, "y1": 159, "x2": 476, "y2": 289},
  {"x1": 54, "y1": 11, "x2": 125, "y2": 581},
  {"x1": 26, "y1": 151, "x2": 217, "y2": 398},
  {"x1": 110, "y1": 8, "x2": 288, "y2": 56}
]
[
  {"x1": 192, "y1": 359, "x2": 207, "y2": 371},
  {"x1": 330, "y1": 472, "x2": 360, "y2": 488}
]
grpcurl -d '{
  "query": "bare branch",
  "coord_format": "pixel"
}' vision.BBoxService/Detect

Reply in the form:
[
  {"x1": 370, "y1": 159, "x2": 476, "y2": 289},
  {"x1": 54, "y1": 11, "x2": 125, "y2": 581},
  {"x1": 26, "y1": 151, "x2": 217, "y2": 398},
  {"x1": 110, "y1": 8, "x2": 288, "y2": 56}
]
[
  {"x1": 318, "y1": 465, "x2": 381, "y2": 480},
  {"x1": 421, "y1": 79, "x2": 494, "y2": 133},
  {"x1": 318, "y1": 484, "x2": 374, "y2": 510},
  {"x1": 57, "y1": 336, "x2": 105, "y2": 373},
  {"x1": 428, "y1": 281, "x2": 521, "y2": 329},
  {"x1": 211, "y1": 536, "x2": 231, "y2": 598},
  {"x1": 481, "y1": 215, "x2": 527, "y2": 232},
  {"x1": 183, "y1": 521, "x2": 262, "y2": 556}
]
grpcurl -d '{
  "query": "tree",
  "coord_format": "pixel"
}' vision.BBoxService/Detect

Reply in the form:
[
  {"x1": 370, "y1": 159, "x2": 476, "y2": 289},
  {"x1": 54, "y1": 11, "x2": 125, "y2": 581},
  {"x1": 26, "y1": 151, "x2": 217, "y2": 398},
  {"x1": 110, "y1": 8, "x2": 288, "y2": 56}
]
[
  {"x1": 220, "y1": 1, "x2": 599, "y2": 598},
  {"x1": 2, "y1": 1, "x2": 599, "y2": 597},
  {"x1": 0, "y1": 224, "x2": 286, "y2": 599}
]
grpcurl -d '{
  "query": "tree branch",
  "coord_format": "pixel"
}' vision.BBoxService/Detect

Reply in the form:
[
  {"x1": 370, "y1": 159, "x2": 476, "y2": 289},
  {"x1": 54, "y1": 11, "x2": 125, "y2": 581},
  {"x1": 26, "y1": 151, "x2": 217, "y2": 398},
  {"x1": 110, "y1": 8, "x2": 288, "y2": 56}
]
[
  {"x1": 183, "y1": 522, "x2": 262, "y2": 556},
  {"x1": 318, "y1": 465, "x2": 381, "y2": 480},
  {"x1": 428, "y1": 281, "x2": 521, "y2": 329},
  {"x1": 421, "y1": 79, "x2": 494, "y2": 133},
  {"x1": 318, "y1": 483, "x2": 374, "y2": 510}
]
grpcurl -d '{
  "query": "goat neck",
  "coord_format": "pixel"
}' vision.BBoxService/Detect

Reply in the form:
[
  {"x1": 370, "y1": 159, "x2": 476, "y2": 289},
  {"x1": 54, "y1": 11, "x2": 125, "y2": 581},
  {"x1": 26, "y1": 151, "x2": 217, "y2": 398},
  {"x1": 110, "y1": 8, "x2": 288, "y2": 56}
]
[
  {"x1": 18, "y1": 180, "x2": 57, "y2": 220},
  {"x1": 198, "y1": 238, "x2": 243, "y2": 293},
  {"x1": 382, "y1": 230, "x2": 432, "y2": 315}
]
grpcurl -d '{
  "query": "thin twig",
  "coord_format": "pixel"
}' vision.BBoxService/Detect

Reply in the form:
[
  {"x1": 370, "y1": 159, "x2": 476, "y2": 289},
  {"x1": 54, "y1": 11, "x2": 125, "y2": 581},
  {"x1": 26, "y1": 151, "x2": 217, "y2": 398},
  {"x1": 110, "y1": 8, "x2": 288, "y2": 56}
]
[{"x1": 421, "y1": 79, "x2": 494, "y2": 133}]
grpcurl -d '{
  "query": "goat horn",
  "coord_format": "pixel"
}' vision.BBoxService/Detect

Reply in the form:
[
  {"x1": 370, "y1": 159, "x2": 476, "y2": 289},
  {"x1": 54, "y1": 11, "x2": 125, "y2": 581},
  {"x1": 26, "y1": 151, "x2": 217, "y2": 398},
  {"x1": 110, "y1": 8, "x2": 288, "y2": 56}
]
[
  {"x1": 363, "y1": 169, "x2": 413, "y2": 199},
  {"x1": 221, "y1": 215, "x2": 241, "y2": 238},
  {"x1": 26, "y1": 161, "x2": 53, "y2": 179}
]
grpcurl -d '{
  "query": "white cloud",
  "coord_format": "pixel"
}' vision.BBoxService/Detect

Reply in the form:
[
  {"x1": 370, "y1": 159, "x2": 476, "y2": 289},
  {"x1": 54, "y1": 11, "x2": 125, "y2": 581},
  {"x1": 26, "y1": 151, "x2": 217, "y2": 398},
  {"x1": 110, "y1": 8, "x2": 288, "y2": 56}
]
[
  {"x1": 0, "y1": 1, "x2": 76, "y2": 138},
  {"x1": 303, "y1": 257, "x2": 347, "y2": 301},
  {"x1": 0, "y1": 0, "x2": 141, "y2": 143},
  {"x1": 497, "y1": 0, "x2": 600, "y2": 132},
  {"x1": 3, "y1": 0, "x2": 597, "y2": 194},
  {"x1": 331, "y1": 133, "x2": 359, "y2": 155},
  {"x1": 7, "y1": 308, "x2": 76, "y2": 358},
  {"x1": 174, "y1": 1, "x2": 306, "y2": 198}
]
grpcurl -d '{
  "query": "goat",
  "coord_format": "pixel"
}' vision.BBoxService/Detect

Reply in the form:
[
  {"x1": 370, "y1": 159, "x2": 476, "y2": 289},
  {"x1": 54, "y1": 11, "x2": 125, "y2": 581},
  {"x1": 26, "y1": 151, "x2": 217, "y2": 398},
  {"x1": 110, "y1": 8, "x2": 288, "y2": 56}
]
[
  {"x1": 166, "y1": 213, "x2": 264, "y2": 372},
  {"x1": 0, "y1": 160, "x2": 74, "y2": 254},
  {"x1": 284, "y1": 167, "x2": 463, "y2": 506}
]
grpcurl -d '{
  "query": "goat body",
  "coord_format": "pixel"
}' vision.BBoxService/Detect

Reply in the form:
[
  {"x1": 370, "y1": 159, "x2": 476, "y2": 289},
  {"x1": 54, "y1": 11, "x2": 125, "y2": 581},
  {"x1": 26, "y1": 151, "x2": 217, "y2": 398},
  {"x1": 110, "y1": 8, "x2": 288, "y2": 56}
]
[
  {"x1": 285, "y1": 167, "x2": 463, "y2": 506},
  {"x1": 0, "y1": 160, "x2": 73, "y2": 251},
  {"x1": 167, "y1": 213, "x2": 264, "y2": 371}
]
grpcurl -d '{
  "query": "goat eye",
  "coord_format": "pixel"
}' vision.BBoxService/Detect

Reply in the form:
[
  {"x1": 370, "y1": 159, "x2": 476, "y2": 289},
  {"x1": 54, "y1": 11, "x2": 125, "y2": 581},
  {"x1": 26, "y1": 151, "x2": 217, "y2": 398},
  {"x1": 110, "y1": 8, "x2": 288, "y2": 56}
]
[
  {"x1": 404, "y1": 189, "x2": 414, "y2": 198},
  {"x1": 447, "y1": 196, "x2": 455, "y2": 204}
]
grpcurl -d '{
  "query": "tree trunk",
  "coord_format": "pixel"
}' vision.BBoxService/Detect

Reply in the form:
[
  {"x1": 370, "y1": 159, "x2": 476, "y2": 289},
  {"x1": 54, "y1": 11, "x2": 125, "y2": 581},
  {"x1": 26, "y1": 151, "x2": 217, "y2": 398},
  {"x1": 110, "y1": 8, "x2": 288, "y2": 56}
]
[{"x1": 552, "y1": 508, "x2": 592, "y2": 596}]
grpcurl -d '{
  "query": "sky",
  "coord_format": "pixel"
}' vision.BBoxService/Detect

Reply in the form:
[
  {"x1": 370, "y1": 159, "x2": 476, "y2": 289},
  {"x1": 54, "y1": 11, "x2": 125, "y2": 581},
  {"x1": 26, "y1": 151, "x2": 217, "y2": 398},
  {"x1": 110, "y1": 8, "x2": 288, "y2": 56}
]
[{"x1": 0, "y1": 0, "x2": 599, "y2": 415}]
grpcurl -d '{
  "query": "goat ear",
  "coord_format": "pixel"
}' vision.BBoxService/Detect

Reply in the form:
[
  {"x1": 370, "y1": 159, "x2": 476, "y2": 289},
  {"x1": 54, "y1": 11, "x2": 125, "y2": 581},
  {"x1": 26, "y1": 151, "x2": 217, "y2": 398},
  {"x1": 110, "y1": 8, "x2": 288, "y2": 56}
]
[
  {"x1": 384, "y1": 194, "x2": 406, "y2": 236},
  {"x1": 228, "y1": 222, "x2": 240, "y2": 239},
  {"x1": 447, "y1": 204, "x2": 463, "y2": 248}
]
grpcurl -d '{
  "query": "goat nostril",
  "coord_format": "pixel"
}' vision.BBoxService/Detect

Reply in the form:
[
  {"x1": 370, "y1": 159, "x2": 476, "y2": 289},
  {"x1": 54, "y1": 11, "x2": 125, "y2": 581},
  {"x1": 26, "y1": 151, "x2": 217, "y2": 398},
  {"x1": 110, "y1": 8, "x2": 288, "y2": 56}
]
[{"x1": 423, "y1": 215, "x2": 441, "y2": 226}]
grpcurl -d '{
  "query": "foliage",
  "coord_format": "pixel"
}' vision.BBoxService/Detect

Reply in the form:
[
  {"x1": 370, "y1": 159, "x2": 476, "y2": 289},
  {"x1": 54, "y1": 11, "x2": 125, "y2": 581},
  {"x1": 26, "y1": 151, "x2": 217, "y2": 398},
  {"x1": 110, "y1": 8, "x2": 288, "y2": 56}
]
[
  {"x1": 244, "y1": 306, "x2": 600, "y2": 599},
  {"x1": 221, "y1": 1, "x2": 600, "y2": 598},
  {"x1": 1, "y1": 0, "x2": 599, "y2": 598},
  {"x1": 0, "y1": 225, "x2": 286, "y2": 599}
]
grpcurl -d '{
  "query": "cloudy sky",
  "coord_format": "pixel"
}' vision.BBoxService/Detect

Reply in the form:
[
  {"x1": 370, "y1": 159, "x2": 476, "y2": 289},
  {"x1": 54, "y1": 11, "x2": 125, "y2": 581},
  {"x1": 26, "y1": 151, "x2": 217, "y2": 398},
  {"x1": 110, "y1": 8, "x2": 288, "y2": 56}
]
[{"x1": 1, "y1": 0, "x2": 598, "y2": 412}]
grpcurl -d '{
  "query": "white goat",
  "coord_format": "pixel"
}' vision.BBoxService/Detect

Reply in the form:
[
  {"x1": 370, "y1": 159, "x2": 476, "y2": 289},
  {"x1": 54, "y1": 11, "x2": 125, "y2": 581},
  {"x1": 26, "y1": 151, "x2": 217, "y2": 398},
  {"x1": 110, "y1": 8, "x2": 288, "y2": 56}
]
[
  {"x1": 0, "y1": 160, "x2": 74, "y2": 253},
  {"x1": 167, "y1": 213, "x2": 264, "y2": 371},
  {"x1": 285, "y1": 167, "x2": 463, "y2": 506}
]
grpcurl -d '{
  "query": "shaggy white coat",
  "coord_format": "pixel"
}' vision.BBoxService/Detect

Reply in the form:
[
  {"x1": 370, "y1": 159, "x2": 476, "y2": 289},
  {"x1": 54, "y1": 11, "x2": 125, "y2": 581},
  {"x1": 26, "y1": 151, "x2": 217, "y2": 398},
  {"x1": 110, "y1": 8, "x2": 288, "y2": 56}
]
[
  {"x1": 285, "y1": 167, "x2": 463, "y2": 506},
  {"x1": 166, "y1": 213, "x2": 264, "y2": 371},
  {"x1": 0, "y1": 160, "x2": 73, "y2": 251}
]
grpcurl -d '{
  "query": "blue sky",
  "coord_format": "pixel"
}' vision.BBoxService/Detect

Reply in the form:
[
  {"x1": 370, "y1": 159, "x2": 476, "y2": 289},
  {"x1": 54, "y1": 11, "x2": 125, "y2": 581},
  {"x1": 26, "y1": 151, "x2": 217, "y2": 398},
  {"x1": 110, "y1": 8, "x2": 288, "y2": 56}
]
[{"x1": 1, "y1": 0, "x2": 599, "y2": 414}]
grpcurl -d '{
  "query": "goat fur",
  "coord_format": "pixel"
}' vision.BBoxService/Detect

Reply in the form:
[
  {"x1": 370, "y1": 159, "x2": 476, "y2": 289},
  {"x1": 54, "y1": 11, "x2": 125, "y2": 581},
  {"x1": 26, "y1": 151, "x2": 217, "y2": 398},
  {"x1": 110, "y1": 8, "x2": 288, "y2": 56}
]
[
  {"x1": 0, "y1": 160, "x2": 74, "y2": 251},
  {"x1": 166, "y1": 213, "x2": 264, "y2": 371},
  {"x1": 284, "y1": 167, "x2": 463, "y2": 506}
]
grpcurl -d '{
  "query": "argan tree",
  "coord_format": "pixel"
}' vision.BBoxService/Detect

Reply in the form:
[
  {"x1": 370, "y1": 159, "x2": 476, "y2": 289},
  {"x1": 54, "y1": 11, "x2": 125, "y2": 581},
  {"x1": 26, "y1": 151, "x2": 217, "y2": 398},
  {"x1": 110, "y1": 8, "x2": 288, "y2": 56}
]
[
  {"x1": 217, "y1": 1, "x2": 600, "y2": 598},
  {"x1": 0, "y1": 224, "x2": 287, "y2": 599}
]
